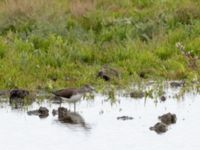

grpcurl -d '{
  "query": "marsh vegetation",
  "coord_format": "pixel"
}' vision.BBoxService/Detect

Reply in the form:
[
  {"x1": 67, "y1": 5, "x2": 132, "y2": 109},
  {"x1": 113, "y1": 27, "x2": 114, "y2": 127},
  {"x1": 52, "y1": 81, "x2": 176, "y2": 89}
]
[{"x1": 0, "y1": 0, "x2": 200, "y2": 90}]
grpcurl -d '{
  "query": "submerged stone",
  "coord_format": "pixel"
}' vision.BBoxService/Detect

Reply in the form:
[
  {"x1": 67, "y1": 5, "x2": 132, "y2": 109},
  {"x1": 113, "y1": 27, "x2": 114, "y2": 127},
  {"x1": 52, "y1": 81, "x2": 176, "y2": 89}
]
[
  {"x1": 117, "y1": 116, "x2": 134, "y2": 120},
  {"x1": 38, "y1": 107, "x2": 49, "y2": 118},
  {"x1": 150, "y1": 122, "x2": 168, "y2": 134},
  {"x1": 158, "y1": 112, "x2": 177, "y2": 125},
  {"x1": 27, "y1": 107, "x2": 49, "y2": 118}
]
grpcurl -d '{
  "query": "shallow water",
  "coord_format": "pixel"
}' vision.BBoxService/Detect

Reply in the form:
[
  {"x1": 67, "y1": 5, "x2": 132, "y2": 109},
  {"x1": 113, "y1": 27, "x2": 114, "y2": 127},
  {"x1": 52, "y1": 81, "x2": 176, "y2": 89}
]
[{"x1": 0, "y1": 87, "x2": 200, "y2": 150}]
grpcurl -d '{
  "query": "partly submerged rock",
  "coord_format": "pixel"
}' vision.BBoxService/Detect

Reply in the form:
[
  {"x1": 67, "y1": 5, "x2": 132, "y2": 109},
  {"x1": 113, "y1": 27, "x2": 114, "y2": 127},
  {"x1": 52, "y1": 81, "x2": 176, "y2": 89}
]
[
  {"x1": 9, "y1": 89, "x2": 34, "y2": 109},
  {"x1": 150, "y1": 112, "x2": 177, "y2": 134},
  {"x1": 117, "y1": 116, "x2": 134, "y2": 120},
  {"x1": 130, "y1": 90, "x2": 144, "y2": 99},
  {"x1": 27, "y1": 107, "x2": 49, "y2": 118},
  {"x1": 58, "y1": 107, "x2": 85, "y2": 125},
  {"x1": 170, "y1": 81, "x2": 184, "y2": 88},
  {"x1": 150, "y1": 122, "x2": 168, "y2": 134},
  {"x1": 158, "y1": 112, "x2": 177, "y2": 125},
  {"x1": 10, "y1": 89, "x2": 29, "y2": 100},
  {"x1": 38, "y1": 107, "x2": 49, "y2": 118}
]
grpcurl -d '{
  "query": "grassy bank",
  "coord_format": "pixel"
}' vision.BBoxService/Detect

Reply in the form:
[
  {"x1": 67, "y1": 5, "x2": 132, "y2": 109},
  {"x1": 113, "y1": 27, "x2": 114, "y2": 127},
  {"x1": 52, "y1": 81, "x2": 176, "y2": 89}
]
[{"x1": 0, "y1": 0, "x2": 200, "y2": 90}]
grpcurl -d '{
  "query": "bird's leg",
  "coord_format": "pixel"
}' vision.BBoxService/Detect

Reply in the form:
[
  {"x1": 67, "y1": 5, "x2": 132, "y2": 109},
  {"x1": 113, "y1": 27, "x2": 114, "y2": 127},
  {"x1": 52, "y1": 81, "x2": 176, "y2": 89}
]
[
  {"x1": 69, "y1": 103, "x2": 71, "y2": 111},
  {"x1": 74, "y1": 102, "x2": 76, "y2": 112},
  {"x1": 59, "y1": 98, "x2": 62, "y2": 108}
]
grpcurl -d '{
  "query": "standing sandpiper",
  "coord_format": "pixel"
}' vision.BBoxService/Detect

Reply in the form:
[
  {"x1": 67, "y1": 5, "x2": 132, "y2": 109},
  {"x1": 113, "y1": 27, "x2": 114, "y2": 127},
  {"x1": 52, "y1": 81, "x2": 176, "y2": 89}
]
[{"x1": 52, "y1": 85, "x2": 94, "y2": 112}]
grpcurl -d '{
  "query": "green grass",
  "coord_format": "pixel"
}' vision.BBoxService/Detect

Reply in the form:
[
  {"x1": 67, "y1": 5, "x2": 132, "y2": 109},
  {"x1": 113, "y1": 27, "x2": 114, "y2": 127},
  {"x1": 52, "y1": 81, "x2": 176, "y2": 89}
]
[{"x1": 0, "y1": 0, "x2": 200, "y2": 90}]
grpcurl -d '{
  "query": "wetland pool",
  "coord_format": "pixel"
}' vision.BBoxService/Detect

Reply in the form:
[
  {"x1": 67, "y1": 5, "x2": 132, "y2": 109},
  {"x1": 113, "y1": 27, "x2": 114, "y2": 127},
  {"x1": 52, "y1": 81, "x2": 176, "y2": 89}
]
[{"x1": 0, "y1": 86, "x2": 200, "y2": 150}]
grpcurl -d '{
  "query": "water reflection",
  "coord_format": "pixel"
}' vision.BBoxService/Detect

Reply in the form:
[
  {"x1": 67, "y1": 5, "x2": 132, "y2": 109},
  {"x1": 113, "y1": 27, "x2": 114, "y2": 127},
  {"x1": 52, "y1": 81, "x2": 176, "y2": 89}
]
[{"x1": 54, "y1": 107, "x2": 91, "y2": 130}]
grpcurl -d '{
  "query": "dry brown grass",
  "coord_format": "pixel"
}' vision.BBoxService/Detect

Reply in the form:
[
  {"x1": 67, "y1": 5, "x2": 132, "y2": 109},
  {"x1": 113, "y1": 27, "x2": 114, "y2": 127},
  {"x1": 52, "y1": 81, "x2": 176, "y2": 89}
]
[
  {"x1": 0, "y1": 0, "x2": 67, "y2": 20},
  {"x1": 69, "y1": 0, "x2": 96, "y2": 17},
  {"x1": 0, "y1": 0, "x2": 44, "y2": 17}
]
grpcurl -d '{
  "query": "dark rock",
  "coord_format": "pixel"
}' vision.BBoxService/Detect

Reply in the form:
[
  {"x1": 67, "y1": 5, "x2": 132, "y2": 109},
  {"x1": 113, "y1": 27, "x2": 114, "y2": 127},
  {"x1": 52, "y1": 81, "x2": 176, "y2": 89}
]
[
  {"x1": 117, "y1": 116, "x2": 134, "y2": 120},
  {"x1": 9, "y1": 89, "x2": 34, "y2": 109},
  {"x1": 58, "y1": 107, "x2": 85, "y2": 125},
  {"x1": 38, "y1": 107, "x2": 49, "y2": 118},
  {"x1": 130, "y1": 90, "x2": 144, "y2": 99},
  {"x1": 170, "y1": 81, "x2": 184, "y2": 88},
  {"x1": 150, "y1": 122, "x2": 168, "y2": 134},
  {"x1": 158, "y1": 112, "x2": 177, "y2": 125},
  {"x1": 10, "y1": 89, "x2": 29, "y2": 100},
  {"x1": 160, "y1": 96, "x2": 166, "y2": 102},
  {"x1": 27, "y1": 107, "x2": 49, "y2": 118}
]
